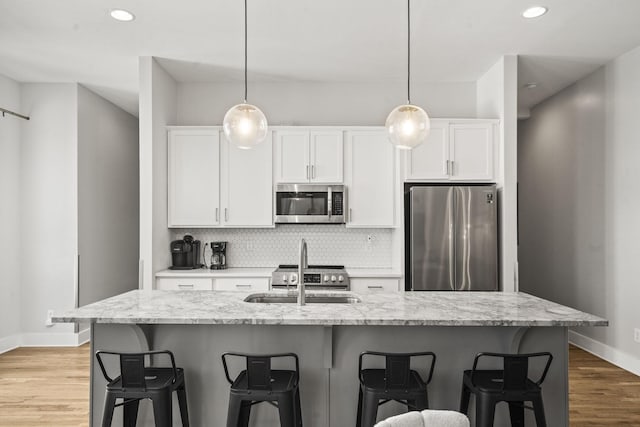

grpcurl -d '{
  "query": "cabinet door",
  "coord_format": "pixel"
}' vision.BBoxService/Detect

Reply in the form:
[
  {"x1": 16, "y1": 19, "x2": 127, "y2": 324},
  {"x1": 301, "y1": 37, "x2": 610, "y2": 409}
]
[
  {"x1": 350, "y1": 278, "x2": 400, "y2": 294},
  {"x1": 449, "y1": 124, "x2": 494, "y2": 181},
  {"x1": 215, "y1": 278, "x2": 270, "y2": 291},
  {"x1": 345, "y1": 131, "x2": 395, "y2": 228},
  {"x1": 168, "y1": 129, "x2": 220, "y2": 227},
  {"x1": 275, "y1": 131, "x2": 310, "y2": 182},
  {"x1": 222, "y1": 133, "x2": 273, "y2": 227},
  {"x1": 310, "y1": 131, "x2": 343, "y2": 183},
  {"x1": 406, "y1": 122, "x2": 449, "y2": 180},
  {"x1": 156, "y1": 277, "x2": 213, "y2": 290}
]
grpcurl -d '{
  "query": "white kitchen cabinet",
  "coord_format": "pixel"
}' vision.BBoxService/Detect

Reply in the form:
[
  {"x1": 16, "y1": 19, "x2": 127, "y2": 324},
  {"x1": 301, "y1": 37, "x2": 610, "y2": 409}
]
[
  {"x1": 345, "y1": 130, "x2": 395, "y2": 228},
  {"x1": 168, "y1": 129, "x2": 220, "y2": 227},
  {"x1": 156, "y1": 277, "x2": 213, "y2": 290},
  {"x1": 168, "y1": 127, "x2": 274, "y2": 228},
  {"x1": 221, "y1": 133, "x2": 273, "y2": 227},
  {"x1": 215, "y1": 278, "x2": 269, "y2": 292},
  {"x1": 406, "y1": 121, "x2": 495, "y2": 182},
  {"x1": 350, "y1": 278, "x2": 400, "y2": 293},
  {"x1": 275, "y1": 129, "x2": 343, "y2": 183}
]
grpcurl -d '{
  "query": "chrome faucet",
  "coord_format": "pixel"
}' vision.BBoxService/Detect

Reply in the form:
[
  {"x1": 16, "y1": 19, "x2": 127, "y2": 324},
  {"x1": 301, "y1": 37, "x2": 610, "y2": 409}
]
[{"x1": 297, "y1": 239, "x2": 308, "y2": 306}]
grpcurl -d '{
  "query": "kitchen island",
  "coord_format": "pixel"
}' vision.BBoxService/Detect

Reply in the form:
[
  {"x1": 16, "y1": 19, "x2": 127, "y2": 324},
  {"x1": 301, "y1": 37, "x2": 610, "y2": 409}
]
[{"x1": 54, "y1": 290, "x2": 606, "y2": 427}]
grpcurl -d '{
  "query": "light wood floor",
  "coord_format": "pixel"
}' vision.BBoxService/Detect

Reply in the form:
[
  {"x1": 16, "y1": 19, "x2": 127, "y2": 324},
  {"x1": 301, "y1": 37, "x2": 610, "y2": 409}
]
[{"x1": 0, "y1": 344, "x2": 638, "y2": 426}]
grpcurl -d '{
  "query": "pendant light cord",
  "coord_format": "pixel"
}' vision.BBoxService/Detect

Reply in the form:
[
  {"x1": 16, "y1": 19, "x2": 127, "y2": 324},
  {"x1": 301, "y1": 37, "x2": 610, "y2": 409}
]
[
  {"x1": 407, "y1": 0, "x2": 411, "y2": 105},
  {"x1": 244, "y1": 0, "x2": 248, "y2": 103}
]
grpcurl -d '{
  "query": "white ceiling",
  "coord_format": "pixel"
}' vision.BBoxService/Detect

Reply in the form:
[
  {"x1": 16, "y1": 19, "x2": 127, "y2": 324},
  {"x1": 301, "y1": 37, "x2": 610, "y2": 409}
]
[{"x1": 1, "y1": 0, "x2": 639, "y2": 117}]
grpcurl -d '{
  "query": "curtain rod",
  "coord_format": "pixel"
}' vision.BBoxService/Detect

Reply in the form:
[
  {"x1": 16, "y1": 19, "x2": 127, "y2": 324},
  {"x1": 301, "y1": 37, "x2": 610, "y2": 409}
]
[{"x1": 1, "y1": 107, "x2": 30, "y2": 120}]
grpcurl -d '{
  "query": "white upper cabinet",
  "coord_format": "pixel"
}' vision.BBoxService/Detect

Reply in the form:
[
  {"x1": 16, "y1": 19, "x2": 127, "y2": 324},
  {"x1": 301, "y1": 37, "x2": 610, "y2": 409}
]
[
  {"x1": 406, "y1": 121, "x2": 496, "y2": 182},
  {"x1": 168, "y1": 127, "x2": 274, "y2": 228},
  {"x1": 345, "y1": 130, "x2": 395, "y2": 228},
  {"x1": 275, "y1": 130, "x2": 310, "y2": 183},
  {"x1": 275, "y1": 129, "x2": 343, "y2": 183},
  {"x1": 449, "y1": 123, "x2": 494, "y2": 181},
  {"x1": 221, "y1": 133, "x2": 273, "y2": 227},
  {"x1": 168, "y1": 129, "x2": 220, "y2": 227}
]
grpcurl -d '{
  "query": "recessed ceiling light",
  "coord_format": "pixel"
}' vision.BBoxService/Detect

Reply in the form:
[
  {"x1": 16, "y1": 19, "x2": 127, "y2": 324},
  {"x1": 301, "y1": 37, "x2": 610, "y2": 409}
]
[
  {"x1": 522, "y1": 6, "x2": 548, "y2": 19},
  {"x1": 525, "y1": 82, "x2": 538, "y2": 89},
  {"x1": 110, "y1": 9, "x2": 135, "y2": 22}
]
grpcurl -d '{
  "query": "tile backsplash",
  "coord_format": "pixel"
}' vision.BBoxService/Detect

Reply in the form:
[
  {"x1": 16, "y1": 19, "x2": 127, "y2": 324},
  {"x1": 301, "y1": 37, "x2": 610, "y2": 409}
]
[{"x1": 173, "y1": 225, "x2": 393, "y2": 268}]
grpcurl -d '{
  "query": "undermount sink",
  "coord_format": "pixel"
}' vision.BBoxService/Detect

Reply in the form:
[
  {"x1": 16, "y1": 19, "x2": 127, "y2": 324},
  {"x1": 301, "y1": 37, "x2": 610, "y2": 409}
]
[{"x1": 244, "y1": 293, "x2": 361, "y2": 304}]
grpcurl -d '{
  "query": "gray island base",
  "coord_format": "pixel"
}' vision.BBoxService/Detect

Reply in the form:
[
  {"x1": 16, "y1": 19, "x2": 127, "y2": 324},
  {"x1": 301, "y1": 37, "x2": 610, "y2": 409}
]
[{"x1": 54, "y1": 290, "x2": 607, "y2": 427}]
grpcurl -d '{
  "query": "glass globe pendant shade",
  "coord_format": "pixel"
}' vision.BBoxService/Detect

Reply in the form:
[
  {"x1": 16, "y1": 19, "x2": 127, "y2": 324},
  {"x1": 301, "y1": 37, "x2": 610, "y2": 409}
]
[
  {"x1": 385, "y1": 104, "x2": 431, "y2": 149},
  {"x1": 223, "y1": 103, "x2": 268, "y2": 149}
]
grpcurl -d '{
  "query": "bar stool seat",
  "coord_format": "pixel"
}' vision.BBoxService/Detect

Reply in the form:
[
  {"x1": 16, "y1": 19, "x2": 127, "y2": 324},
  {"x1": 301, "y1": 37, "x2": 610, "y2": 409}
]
[
  {"x1": 459, "y1": 352, "x2": 553, "y2": 427},
  {"x1": 96, "y1": 350, "x2": 190, "y2": 427},
  {"x1": 222, "y1": 352, "x2": 302, "y2": 427},
  {"x1": 356, "y1": 351, "x2": 436, "y2": 427}
]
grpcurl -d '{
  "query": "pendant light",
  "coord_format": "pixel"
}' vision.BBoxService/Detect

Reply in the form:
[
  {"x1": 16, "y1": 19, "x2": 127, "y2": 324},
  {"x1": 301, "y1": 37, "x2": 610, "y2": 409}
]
[
  {"x1": 385, "y1": 0, "x2": 430, "y2": 150},
  {"x1": 223, "y1": 0, "x2": 268, "y2": 149}
]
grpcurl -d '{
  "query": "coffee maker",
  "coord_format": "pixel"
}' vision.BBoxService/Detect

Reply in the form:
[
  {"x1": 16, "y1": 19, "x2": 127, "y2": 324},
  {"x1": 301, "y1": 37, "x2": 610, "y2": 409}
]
[
  {"x1": 210, "y1": 241, "x2": 227, "y2": 270},
  {"x1": 170, "y1": 235, "x2": 202, "y2": 270}
]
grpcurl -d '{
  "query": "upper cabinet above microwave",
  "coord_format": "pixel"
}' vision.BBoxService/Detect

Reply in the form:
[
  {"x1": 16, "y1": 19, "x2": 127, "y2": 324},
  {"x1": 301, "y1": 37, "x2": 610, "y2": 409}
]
[
  {"x1": 275, "y1": 129, "x2": 343, "y2": 184},
  {"x1": 405, "y1": 120, "x2": 497, "y2": 182},
  {"x1": 167, "y1": 127, "x2": 274, "y2": 228}
]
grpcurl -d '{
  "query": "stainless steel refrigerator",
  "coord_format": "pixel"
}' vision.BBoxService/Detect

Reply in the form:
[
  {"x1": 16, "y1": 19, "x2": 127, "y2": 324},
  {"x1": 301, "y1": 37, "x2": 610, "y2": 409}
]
[{"x1": 405, "y1": 184, "x2": 498, "y2": 291}]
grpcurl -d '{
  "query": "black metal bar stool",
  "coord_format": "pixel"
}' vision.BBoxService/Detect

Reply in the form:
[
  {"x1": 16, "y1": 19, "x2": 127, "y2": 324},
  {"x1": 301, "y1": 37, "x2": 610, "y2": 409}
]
[
  {"x1": 459, "y1": 352, "x2": 553, "y2": 427},
  {"x1": 96, "y1": 350, "x2": 190, "y2": 427},
  {"x1": 356, "y1": 351, "x2": 437, "y2": 427},
  {"x1": 222, "y1": 352, "x2": 302, "y2": 427}
]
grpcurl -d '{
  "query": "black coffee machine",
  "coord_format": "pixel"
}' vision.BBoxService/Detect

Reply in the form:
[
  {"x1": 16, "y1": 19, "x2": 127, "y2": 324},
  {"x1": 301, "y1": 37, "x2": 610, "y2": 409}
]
[
  {"x1": 210, "y1": 241, "x2": 227, "y2": 270},
  {"x1": 170, "y1": 235, "x2": 202, "y2": 270}
]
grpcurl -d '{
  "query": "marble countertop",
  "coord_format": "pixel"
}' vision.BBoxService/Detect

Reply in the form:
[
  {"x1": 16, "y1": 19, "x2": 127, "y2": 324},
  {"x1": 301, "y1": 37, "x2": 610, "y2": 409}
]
[{"x1": 53, "y1": 290, "x2": 607, "y2": 327}]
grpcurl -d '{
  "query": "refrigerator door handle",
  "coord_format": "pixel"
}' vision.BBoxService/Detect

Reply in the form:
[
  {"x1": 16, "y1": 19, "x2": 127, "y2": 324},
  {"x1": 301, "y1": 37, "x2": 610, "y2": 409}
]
[{"x1": 449, "y1": 188, "x2": 455, "y2": 290}]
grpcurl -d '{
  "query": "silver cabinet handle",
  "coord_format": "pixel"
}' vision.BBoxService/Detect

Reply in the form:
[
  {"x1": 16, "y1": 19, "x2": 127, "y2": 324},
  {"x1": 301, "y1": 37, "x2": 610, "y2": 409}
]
[
  {"x1": 215, "y1": 208, "x2": 219, "y2": 222},
  {"x1": 225, "y1": 208, "x2": 228, "y2": 222},
  {"x1": 178, "y1": 284, "x2": 194, "y2": 289},
  {"x1": 367, "y1": 285, "x2": 384, "y2": 289},
  {"x1": 446, "y1": 160, "x2": 451, "y2": 175},
  {"x1": 311, "y1": 165, "x2": 315, "y2": 179},
  {"x1": 451, "y1": 160, "x2": 455, "y2": 176},
  {"x1": 349, "y1": 208, "x2": 353, "y2": 222},
  {"x1": 235, "y1": 284, "x2": 252, "y2": 288},
  {"x1": 306, "y1": 165, "x2": 310, "y2": 180}
]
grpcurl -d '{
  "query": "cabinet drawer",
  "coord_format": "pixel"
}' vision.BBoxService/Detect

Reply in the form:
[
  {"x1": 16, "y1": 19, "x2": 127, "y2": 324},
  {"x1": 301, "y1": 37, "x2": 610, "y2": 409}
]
[
  {"x1": 350, "y1": 278, "x2": 400, "y2": 293},
  {"x1": 214, "y1": 278, "x2": 270, "y2": 292},
  {"x1": 156, "y1": 278, "x2": 213, "y2": 290}
]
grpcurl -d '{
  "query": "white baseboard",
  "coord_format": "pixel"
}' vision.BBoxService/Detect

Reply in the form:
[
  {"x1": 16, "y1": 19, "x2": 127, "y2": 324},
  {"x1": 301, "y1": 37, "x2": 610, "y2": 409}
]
[
  {"x1": 0, "y1": 334, "x2": 21, "y2": 354},
  {"x1": 569, "y1": 330, "x2": 640, "y2": 377},
  {"x1": 0, "y1": 330, "x2": 91, "y2": 354}
]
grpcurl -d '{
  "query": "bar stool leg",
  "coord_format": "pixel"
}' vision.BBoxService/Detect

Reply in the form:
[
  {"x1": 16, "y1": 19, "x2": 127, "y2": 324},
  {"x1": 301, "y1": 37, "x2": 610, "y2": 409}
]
[
  {"x1": 238, "y1": 401, "x2": 251, "y2": 427},
  {"x1": 356, "y1": 387, "x2": 364, "y2": 427},
  {"x1": 414, "y1": 392, "x2": 429, "y2": 410},
  {"x1": 177, "y1": 383, "x2": 190, "y2": 427},
  {"x1": 361, "y1": 390, "x2": 379, "y2": 427},
  {"x1": 123, "y1": 398, "x2": 140, "y2": 427},
  {"x1": 226, "y1": 395, "x2": 244, "y2": 427},
  {"x1": 475, "y1": 394, "x2": 496, "y2": 427},
  {"x1": 294, "y1": 387, "x2": 303, "y2": 426},
  {"x1": 532, "y1": 395, "x2": 548, "y2": 427},
  {"x1": 101, "y1": 393, "x2": 117, "y2": 427},
  {"x1": 459, "y1": 381, "x2": 471, "y2": 414},
  {"x1": 277, "y1": 393, "x2": 296, "y2": 427},
  {"x1": 151, "y1": 391, "x2": 173, "y2": 427},
  {"x1": 508, "y1": 402, "x2": 525, "y2": 427}
]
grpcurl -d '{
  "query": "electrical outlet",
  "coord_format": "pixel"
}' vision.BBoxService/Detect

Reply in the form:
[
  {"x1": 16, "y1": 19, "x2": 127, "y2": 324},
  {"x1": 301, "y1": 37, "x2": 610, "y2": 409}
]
[
  {"x1": 634, "y1": 328, "x2": 640, "y2": 343},
  {"x1": 45, "y1": 310, "x2": 54, "y2": 327}
]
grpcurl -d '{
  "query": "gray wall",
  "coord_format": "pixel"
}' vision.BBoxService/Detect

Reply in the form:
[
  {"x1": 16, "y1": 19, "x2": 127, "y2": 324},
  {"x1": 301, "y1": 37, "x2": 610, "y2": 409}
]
[
  {"x1": 518, "y1": 45, "x2": 640, "y2": 365},
  {"x1": 78, "y1": 85, "x2": 139, "y2": 305},
  {"x1": 0, "y1": 74, "x2": 22, "y2": 346}
]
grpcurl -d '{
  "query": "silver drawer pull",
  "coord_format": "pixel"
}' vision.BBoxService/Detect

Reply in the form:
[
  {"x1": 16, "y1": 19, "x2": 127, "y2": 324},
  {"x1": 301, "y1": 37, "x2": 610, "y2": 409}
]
[
  {"x1": 178, "y1": 284, "x2": 194, "y2": 289},
  {"x1": 367, "y1": 285, "x2": 384, "y2": 289},
  {"x1": 235, "y1": 284, "x2": 252, "y2": 288}
]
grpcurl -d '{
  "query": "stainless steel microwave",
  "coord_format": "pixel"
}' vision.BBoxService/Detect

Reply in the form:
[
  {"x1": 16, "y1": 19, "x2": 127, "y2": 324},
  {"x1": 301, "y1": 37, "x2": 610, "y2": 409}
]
[{"x1": 275, "y1": 184, "x2": 346, "y2": 224}]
